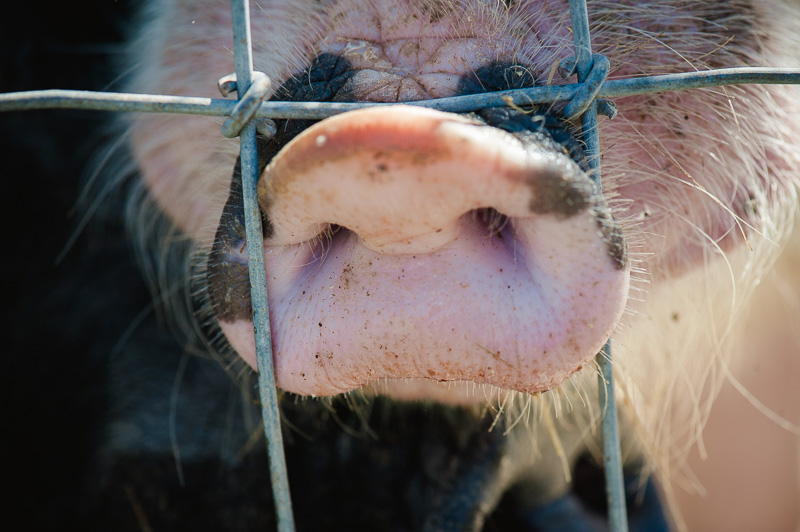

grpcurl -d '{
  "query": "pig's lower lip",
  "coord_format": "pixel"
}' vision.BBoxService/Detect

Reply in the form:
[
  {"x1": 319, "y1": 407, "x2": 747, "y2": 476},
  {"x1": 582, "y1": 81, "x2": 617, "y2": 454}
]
[{"x1": 209, "y1": 106, "x2": 630, "y2": 401}]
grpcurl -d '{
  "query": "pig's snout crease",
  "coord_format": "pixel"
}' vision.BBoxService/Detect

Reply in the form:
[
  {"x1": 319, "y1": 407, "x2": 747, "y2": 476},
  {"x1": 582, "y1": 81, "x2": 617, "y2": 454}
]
[{"x1": 210, "y1": 105, "x2": 631, "y2": 401}]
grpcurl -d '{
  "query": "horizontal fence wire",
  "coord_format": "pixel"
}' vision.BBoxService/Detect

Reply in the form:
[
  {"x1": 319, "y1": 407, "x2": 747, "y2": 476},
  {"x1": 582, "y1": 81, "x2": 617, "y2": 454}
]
[
  {"x1": 1, "y1": 68, "x2": 797, "y2": 119},
  {"x1": 2, "y1": 0, "x2": 799, "y2": 531}
]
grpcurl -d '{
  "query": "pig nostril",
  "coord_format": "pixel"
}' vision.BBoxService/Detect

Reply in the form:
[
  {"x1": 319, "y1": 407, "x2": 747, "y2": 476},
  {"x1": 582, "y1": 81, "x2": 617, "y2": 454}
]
[
  {"x1": 473, "y1": 208, "x2": 511, "y2": 239},
  {"x1": 302, "y1": 211, "x2": 511, "y2": 256}
]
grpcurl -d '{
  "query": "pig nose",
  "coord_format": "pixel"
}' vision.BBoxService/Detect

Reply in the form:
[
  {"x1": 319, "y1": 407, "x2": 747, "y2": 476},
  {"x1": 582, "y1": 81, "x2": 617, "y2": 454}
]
[
  {"x1": 258, "y1": 105, "x2": 603, "y2": 257},
  {"x1": 215, "y1": 104, "x2": 631, "y2": 398}
]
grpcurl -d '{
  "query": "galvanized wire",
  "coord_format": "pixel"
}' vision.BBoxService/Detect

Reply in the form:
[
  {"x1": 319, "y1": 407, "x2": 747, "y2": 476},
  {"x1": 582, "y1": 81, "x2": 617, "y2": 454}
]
[
  {"x1": 2, "y1": 67, "x2": 797, "y2": 118},
  {"x1": 566, "y1": 1, "x2": 629, "y2": 529},
  {"x1": 227, "y1": 1, "x2": 294, "y2": 532},
  {"x1": 2, "y1": 1, "x2": 800, "y2": 532}
]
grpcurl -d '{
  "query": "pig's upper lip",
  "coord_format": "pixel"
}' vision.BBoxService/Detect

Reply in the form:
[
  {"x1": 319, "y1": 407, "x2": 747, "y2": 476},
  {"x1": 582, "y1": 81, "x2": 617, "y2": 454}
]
[{"x1": 210, "y1": 105, "x2": 629, "y2": 401}]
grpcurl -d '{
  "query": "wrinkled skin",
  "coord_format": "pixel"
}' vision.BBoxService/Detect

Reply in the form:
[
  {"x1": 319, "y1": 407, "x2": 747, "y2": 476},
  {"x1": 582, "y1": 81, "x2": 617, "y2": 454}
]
[{"x1": 6, "y1": 0, "x2": 800, "y2": 530}]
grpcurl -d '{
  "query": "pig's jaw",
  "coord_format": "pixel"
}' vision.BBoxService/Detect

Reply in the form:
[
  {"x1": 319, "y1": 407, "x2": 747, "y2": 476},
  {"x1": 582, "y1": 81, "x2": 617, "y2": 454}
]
[{"x1": 209, "y1": 106, "x2": 630, "y2": 402}]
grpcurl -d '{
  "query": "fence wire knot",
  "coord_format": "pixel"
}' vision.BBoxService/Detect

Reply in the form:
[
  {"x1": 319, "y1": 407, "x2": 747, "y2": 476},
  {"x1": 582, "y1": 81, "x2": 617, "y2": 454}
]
[
  {"x1": 220, "y1": 71, "x2": 274, "y2": 138},
  {"x1": 559, "y1": 53, "x2": 617, "y2": 120}
]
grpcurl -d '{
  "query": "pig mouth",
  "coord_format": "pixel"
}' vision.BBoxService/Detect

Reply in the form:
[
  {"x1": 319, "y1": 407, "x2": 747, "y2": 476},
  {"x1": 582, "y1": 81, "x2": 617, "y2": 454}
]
[{"x1": 208, "y1": 105, "x2": 630, "y2": 401}]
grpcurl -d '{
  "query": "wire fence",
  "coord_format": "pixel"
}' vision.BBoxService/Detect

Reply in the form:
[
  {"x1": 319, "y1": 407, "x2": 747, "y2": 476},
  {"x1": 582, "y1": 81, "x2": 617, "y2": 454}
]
[{"x1": 2, "y1": 0, "x2": 799, "y2": 531}]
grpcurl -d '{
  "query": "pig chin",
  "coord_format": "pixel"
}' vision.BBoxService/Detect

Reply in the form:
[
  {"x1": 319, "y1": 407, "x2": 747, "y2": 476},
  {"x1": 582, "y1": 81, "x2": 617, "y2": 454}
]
[{"x1": 209, "y1": 105, "x2": 630, "y2": 402}]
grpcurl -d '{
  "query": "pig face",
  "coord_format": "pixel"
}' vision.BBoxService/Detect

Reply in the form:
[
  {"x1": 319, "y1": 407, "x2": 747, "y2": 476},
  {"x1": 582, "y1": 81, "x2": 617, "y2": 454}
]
[{"x1": 124, "y1": 0, "x2": 800, "y2": 528}]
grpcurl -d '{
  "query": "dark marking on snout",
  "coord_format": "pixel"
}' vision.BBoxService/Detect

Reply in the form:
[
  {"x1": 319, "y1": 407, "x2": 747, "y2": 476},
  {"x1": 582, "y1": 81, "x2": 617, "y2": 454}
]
[
  {"x1": 456, "y1": 62, "x2": 538, "y2": 97},
  {"x1": 273, "y1": 53, "x2": 357, "y2": 103},
  {"x1": 596, "y1": 208, "x2": 628, "y2": 270},
  {"x1": 207, "y1": 149, "x2": 274, "y2": 323},
  {"x1": 208, "y1": 163, "x2": 256, "y2": 323},
  {"x1": 477, "y1": 108, "x2": 587, "y2": 172},
  {"x1": 526, "y1": 166, "x2": 592, "y2": 218}
]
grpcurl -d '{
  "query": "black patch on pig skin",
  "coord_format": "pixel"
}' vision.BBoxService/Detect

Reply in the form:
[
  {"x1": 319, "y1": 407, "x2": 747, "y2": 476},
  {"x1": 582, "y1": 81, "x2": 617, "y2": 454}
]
[
  {"x1": 490, "y1": 456, "x2": 670, "y2": 531},
  {"x1": 524, "y1": 160, "x2": 628, "y2": 270},
  {"x1": 208, "y1": 149, "x2": 273, "y2": 323},
  {"x1": 94, "y1": 389, "x2": 669, "y2": 532},
  {"x1": 273, "y1": 53, "x2": 358, "y2": 103},
  {"x1": 282, "y1": 398, "x2": 511, "y2": 531},
  {"x1": 208, "y1": 100, "x2": 329, "y2": 324},
  {"x1": 597, "y1": 209, "x2": 629, "y2": 270},
  {"x1": 477, "y1": 107, "x2": 587, "y2": 170},
  {"x1": 207, "y1": 164, "x2": 255, "y2": 323},
  {"x1": 525, "y1": 164, "x2": 593, "y2": 218},
  {"x1": 456, "y1": 61, "x2": 538, "y2": 96}
]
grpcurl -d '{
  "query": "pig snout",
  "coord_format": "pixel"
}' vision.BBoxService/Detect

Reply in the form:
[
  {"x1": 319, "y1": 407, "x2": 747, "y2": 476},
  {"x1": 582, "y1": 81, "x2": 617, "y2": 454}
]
[{"x1": 208, "y1": 105, "x2": 630, "y2": 399}]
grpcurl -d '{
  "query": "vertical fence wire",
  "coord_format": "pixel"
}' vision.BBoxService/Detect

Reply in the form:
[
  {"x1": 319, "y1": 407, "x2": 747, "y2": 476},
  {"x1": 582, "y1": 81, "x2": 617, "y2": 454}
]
[
  {"x1": 568, "y1": 0, "x2": 630, "y2": 531},
  {"x1": 229, "y1": 1, "x2": 295, "y2": 531}
]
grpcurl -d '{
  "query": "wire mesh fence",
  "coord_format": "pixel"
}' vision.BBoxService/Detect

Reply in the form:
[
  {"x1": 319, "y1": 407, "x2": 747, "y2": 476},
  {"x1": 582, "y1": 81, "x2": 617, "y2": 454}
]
[{"x1": 1, "y1": 1, "x2": 798, "y2": 531}]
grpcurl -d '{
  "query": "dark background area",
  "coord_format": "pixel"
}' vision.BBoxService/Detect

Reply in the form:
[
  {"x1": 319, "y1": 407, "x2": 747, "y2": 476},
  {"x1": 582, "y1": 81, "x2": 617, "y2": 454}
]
[
  {"x1": 0, "y1": 3, "x2": 277, "y2": 529},
  {"x1": 0, "y1": 3, "x2": 276, "y2": 528},
  {"x1": 1, "y1": 0, "x2": 143, "y2": 525}
]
